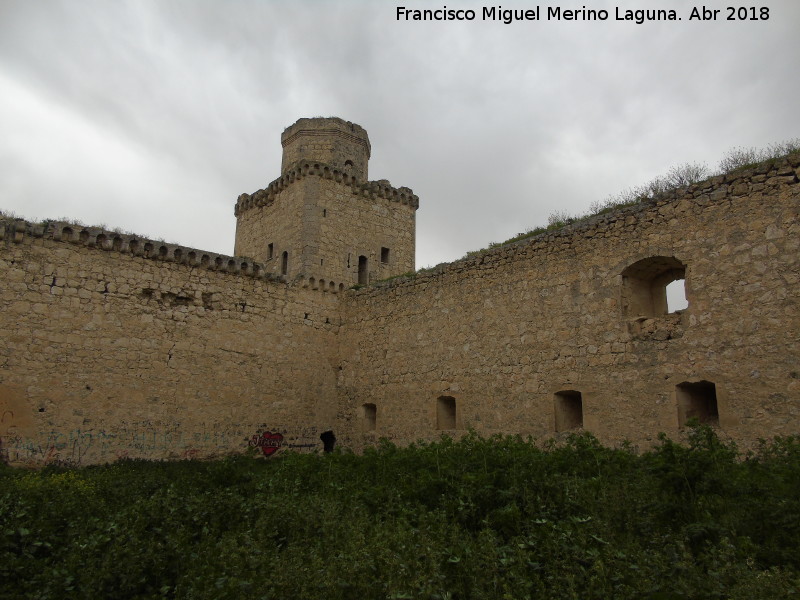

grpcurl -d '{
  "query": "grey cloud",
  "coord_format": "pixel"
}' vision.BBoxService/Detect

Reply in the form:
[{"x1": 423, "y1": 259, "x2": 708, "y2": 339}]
[{"x1": 0, "y1": 0, "x2": 797, "y2": 263}]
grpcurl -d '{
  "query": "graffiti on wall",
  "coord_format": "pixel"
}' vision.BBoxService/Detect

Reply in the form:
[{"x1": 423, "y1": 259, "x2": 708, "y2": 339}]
[
  {"x1": 249, "y1": 430, "x2": 285, "y2": 456},
  {"x1": 5, "y1": 421, "x2": 325, "y2": 465}
]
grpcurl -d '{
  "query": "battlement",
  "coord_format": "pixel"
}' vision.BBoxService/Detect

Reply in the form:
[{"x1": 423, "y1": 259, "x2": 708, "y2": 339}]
[
  {"x1": 234, "y1": 160, "x2": 419, "y2": 217},
  {"x1": 281, "y1": 117, "x2": 371, "y2": 180},
  {"x1": 0, "y1": 218, "x2": 281, "y2": 282},
  {"x1": 368, "y1": 152, "x2": 799, "y2": 288}
]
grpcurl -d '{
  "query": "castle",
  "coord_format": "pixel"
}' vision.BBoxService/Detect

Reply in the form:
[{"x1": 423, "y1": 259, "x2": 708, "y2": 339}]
[{"x1": 1, "y1": 117, "x2": 798, "y2": 466}]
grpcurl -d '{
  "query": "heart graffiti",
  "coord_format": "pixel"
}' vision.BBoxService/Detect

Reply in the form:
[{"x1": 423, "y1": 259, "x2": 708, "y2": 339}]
[{"x1": 249, "y1": 431, "x2": 284, "y2": 456}]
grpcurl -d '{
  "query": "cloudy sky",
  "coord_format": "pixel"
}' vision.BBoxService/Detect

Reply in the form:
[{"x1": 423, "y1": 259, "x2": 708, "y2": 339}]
[{"x1": 1, "y1": 0, "x2": 797, "y2": 268}]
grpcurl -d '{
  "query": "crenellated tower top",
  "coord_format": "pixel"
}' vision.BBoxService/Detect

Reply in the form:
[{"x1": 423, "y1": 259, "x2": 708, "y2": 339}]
[
  {"x1": 235, "y1": 117, "x2": 416, "y2": 289},
  {"x1": 281, "y1": 117, "x2": 371, "y2": 181}
]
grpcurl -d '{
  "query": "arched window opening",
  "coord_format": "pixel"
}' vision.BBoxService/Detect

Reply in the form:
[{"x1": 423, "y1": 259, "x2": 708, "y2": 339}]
[
  {"x1": 676, "y1": 380, "x2": 718, "y2": 427},
  {"x1": 358, "y1": 255, "x2": 368, "y2": 285},
  {"x1": 621, "y1": 256, "x2": 687, "y2": 317},
  {"x1": 281, "y1": 251, "x2": 288, "y2": 276},
  {"x1": 554, "y1": 390, "x2": 583, "y2": 432},
  {"x1": 436, "y1": 395, "x2": 457, "y2": 430},
  {"x1": 362, "y1": 403, "x2": 377, "y2": 432}
]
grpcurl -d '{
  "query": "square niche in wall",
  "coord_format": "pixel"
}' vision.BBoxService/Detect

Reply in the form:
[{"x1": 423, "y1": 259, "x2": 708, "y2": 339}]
[
  {"x1": 554, "y1": 390, "x2": 583, "y2": 432},
  {"x1": 676, "y1": 381, "x2": 718, "y2": 427}
]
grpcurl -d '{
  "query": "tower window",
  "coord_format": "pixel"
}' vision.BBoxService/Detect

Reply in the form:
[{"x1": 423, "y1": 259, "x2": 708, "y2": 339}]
[
  {"x1": 323, "y1": 208, "x2": 327, "y2": 217},
  {"x1": 268, "y1": 243, "x2": 274, "y2": 259},
  {"x1": 281, "y1": 251, "x2": 288, "y2": 276},
  {"x1": 436, "y1": 396, "x2": 457, "y2": 430},
  {"x1": 676, "y1": 381, "x2": 719, "y2": 427},
  {"x1": 358, "y1": 255, "x2": 368, "y2": 285},
  {"x1": 554, "y1": 390, "x2": 583, "y2": 432},
  {"x1": 381, "y1": 247, "x2": 390, "y2": 264}
]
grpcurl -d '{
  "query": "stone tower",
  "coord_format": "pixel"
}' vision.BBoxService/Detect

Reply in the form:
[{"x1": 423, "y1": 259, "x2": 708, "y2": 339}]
[{"x1": 234, "y1": 117, "x2": 419, "y2": 290}]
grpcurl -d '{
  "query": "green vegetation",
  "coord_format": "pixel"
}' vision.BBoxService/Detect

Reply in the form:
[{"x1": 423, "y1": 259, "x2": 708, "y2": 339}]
[
  {"x1": 459, "y1": 138, "x2": 800, "y2": 261},
  {"x1": 374, "y1": 271, "x2": 418, "y2": 285},
  {"x1": 2, "y1": 427, "x2": 799, "y2": 599}
]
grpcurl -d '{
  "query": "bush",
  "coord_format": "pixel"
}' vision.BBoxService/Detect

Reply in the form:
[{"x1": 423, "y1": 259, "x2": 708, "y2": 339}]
[{"x1": 1, "y1": 430, "x2": 799, "y2": 599}]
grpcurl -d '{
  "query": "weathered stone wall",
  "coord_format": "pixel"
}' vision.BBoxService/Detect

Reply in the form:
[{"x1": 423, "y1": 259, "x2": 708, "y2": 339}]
[
  {"x1": 0, "y1": 221, "x2": 341, "y2": 466},
  {"x1": 1, "y1": 135, "x2": 798, "y2": 466},
  {"x1": 337, "y1": 156, "x2": 800, "y2": 451}
]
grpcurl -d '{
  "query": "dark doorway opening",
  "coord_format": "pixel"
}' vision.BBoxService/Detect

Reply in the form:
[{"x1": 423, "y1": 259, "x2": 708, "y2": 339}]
[
  {"x1": 320, "y1": 430, "x2": 336, "y2": 453},
  {"x1": 358, "y1": 255, "x2": 368, "y2": 285}
]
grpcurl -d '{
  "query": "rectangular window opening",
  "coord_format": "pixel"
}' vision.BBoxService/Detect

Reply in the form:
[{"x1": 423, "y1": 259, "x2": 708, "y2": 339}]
[
  {"x1": 362, "y1": 403, "x2": 377, "y2": 432},
  {"x1": 554, "y1": 390, "x2": 583, "y2": 432},
  {"x1": 436, "y1": 395, "x2": 457, "y2": 430},
  {"x1": 381, "y1": 247, "x2": 390, "y2": 264},
  {"x1": 267, "y1": 243, "x2": 274, "y2": 259},
  {"x1": 358, "y1": 255, "x2": 368, "y2": 285}
]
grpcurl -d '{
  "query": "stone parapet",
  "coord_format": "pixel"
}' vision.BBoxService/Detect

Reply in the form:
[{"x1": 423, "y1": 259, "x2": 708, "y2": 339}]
[
  {"x1": 370, "y1": 153, "x2": 800, "y2": 290},
  {"x1": 0, "y1": 218, "x2": 282, "y2": 283},
  {"x1": 234, "y1": 160, "x2": 419, "y2": 218}
]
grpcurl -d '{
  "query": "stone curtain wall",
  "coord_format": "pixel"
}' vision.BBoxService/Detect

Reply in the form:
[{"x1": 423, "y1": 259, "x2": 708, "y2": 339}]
[
  {"x1": 0, "y1": 222, "x2": 340, "y2": 466},
  {"x1": 338, "y1": 156, "x2": 800, "y2": 451},
  {"x1": 1, "y1": 155, "x2": 798, "y2": 466}
]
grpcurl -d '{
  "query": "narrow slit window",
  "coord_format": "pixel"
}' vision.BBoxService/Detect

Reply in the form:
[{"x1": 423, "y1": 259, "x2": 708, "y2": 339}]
[
  {"x1": 268, "y1": 243, "x2": 274, "y2": 259},
  {"x1": 358, "y1": 255, "x2": 368, "y2": 285},
  {"x1": 281, "y1": 251, "x2": 288, "y2": 276}
]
